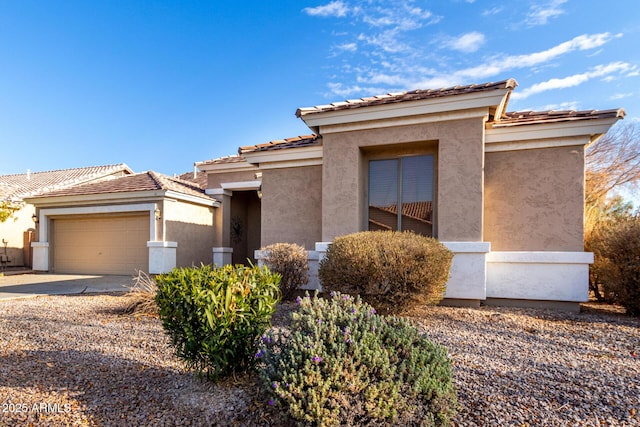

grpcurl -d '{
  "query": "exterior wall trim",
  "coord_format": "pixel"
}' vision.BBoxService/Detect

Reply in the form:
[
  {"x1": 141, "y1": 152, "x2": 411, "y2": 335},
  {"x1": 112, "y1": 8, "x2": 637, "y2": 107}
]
[
  {"x1": 317, "y1": 108, "x2": 489, "y2": 134},
  {"x1": 485, "y1": 135, "x2": 588, "y2": 152},
  {"x1": 486, "y1": 251, "x2": 593, "y2": 302},
  {"x1": 220, "y1": 180, "x2": 262, "y2": 191},
  {"x1": 301, "y1": 90, "x2": 510, "y2": 130}
]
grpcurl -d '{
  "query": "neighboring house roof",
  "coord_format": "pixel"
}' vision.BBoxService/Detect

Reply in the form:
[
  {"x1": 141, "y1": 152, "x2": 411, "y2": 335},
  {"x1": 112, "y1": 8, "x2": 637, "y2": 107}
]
[
  {"x1": 296, "y1": 79, "x2": 518, "y2": 117},
  {"x1": 373, "y1": 201, "x2": 433, "y2": 223},
  {"x1": 178, "y1": 171, "x2": 208, "y2": 188},
  {"x1": 0, "y1": 164, "x2": 133, "y2": 201},
  {"x1": 197, "y1": 154, "x2": 247, "y2": 167},
  {"x1": 31, "y1": 171, "x2": 215, "y2": 201},
  {"x1": 239, "y1": 135, "x2": 320, "y2": 154},
  {"x1": 491, "y1": 109, "x2": 626, "y2": 127}
]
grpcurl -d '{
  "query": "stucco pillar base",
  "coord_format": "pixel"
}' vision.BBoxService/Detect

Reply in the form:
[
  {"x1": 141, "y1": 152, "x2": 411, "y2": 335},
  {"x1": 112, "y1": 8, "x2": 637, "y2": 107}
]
[
  {"x1": 442, "y1": 242, "x2": 490, "y2": 300},
  {"x1": 31, "y1": 242, "x2": 50, "y2": 272},
  {"x1": 213, "y1": 247, "x2": 233, "y2": 267},
  {"x1": 486, "y1": 251, "x2": 593, "y2": 302},
  {"x1": 147, "y1": 241, "x2": 177, "y2": 274}
]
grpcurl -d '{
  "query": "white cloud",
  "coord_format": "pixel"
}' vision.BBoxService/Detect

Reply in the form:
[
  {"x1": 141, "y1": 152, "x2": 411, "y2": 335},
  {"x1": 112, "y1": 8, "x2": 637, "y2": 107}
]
[
  {"x1": 525, "y1": 0, "x2": 567, "y2": 26},
  {"x1": 482, "y1": 7, "x2": 503, "y2": 16},
  {"x1": 537, "y1": 101, "x2": 581, "y2": 111},
  {"x1": 511, "y1": 62, "x2": 638, "y2": 100},
  {"x1": 610, "y1": 92, "x2": 634, "y2": 100},
  {"x1": 445, "y1": 32, "x2": 486, "y2": 53},
  {"x1": 336, "y1": 42, "x2": 357, "y2": 52},
  {"x1": 303, "y1": 1, "x2": 349, "y2": 17}
]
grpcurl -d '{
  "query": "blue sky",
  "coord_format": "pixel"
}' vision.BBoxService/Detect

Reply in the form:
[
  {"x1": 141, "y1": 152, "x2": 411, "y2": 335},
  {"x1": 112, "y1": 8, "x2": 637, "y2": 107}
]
[{"x1": 1, "y1": 0, "x2": 638, "y2": 177}]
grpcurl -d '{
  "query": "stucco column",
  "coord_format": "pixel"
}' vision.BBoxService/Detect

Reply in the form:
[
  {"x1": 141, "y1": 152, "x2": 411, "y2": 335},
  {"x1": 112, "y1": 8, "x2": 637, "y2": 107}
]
[{"x1": 436, "y1": 119, "x2": 485, "y2": 241}]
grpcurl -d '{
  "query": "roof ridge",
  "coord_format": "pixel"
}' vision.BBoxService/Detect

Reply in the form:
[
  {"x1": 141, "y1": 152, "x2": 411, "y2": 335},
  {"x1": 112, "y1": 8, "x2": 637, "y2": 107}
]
[
  {"x1": 0, "y1": 163, "x2": 130, "y2": 178},
  {"x1": 296, "y1": 79, "x2": 518, "y2": 117}
]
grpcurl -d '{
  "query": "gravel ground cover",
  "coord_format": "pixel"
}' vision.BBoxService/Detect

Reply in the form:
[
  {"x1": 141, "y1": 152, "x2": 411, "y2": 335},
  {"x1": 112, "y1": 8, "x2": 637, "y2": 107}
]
[{"x1": 0, "y1": 293, "x2": 638, "y2": 426}]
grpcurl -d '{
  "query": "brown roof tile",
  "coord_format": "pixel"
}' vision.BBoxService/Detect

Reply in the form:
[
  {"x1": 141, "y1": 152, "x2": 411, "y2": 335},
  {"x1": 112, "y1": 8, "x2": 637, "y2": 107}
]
[
  {"x1": 177, "y1": 171, "x2": 208, "y2": 188},
  {"x1": 31, "y1": 171, "x2": 214, "y2": 201},
  {"x1": 0, "y1": 164, "x2": 132, "y2": 201},
  {"x1": 296, "y1": 79, "x2": 518, "y2": 117},
  {"x1": 196, "y1": 155, "x2": 247, "y2": 166},
  {"x1": 239, "y1": 134, "x2": 320, "y2": 154},
  {"x1": 494, "y1": 109, "x2": 625, "y2": 127}
]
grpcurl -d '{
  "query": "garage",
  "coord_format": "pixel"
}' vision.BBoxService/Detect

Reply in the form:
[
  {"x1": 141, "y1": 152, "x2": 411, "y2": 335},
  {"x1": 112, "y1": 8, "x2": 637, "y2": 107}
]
[{"x1": 52, "y1": 214, "x2": 149, "y2": 275}]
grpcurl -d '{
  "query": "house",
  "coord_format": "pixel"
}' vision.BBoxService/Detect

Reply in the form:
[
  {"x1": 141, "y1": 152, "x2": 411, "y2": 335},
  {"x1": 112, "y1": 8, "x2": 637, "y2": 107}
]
[
  {"x1": 24, "y1": 171, "x2": 219, "y2": 275},
  {"x1": 0, "y1": 164, "x2": 132, "y2": 270},
  {"x1": 19, "y1": 78, "x2": 623, "y2": 310},
  {"x1": 200, "y1": 78, "x2": 624, "y2": 311}
]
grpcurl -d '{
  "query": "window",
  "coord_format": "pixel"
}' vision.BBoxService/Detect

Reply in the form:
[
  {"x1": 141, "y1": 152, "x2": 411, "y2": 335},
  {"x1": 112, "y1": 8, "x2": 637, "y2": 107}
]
[{"x1": 368, "y1": 155, "x2": 434, "y2": 236}]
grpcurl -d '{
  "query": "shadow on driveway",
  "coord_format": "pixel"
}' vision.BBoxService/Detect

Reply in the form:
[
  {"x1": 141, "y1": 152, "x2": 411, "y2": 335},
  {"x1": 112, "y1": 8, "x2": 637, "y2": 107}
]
[{"x1": 0, "y1": 274, "x2": 136, "y2": 300}]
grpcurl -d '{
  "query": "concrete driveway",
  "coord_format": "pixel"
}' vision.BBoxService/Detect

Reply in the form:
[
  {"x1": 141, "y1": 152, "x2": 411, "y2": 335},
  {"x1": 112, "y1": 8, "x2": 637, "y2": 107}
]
[{"x1": 0, "y1": 273, "x2": 136, "y2": 300}]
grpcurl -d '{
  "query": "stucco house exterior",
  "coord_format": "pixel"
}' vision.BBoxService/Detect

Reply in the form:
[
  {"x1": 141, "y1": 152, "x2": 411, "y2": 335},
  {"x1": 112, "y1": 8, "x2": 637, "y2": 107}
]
[
  {"x1": 199, "y1": 78, "x2": 624, "y2": 311},
  {"x1": 25, "y1": 171, "x2": 219, "y2": 275},
  {"x1": 0, "y1": 164, "x2": 132, "y2": 270}
]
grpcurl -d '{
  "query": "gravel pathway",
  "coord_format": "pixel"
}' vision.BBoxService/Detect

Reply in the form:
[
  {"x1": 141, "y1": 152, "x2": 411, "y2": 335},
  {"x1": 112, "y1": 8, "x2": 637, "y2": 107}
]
[{"x1": 0, "y1": 294, "x2": 638, "y2": 426}]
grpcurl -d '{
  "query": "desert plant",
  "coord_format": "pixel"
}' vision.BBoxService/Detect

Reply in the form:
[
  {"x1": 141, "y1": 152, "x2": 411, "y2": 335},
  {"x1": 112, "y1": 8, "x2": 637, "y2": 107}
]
[
  {"x1": 261, "y1": 243, "x2": 309, "y2": 300},
  {"x1": 122, "y1": 270, "x2": 159, "y2": 316},
  {"x1": 257, "y1": 292, "x2": 457, "y2": 426},
  {"x1": 318, "y1": 231, "x2": 453, "y2": 314},
  {"x1": 589, "y1": 214, "x2": 640, "y2": 316},
  {"x1": 155, "y1": 263, "x2": 281, "y2": 380}
]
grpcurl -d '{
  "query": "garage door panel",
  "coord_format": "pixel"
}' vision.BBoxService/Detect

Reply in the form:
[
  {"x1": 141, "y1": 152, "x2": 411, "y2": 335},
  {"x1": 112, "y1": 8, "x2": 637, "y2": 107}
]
[{"x1": 53, "y1": 215, "x2": 149, "y2": 275}]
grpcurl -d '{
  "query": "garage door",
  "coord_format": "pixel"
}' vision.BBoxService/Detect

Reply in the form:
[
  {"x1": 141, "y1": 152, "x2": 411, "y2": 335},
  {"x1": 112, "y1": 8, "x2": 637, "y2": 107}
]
[{"x1": 53, "y1": 215, "x2": 149, "y2": 275}]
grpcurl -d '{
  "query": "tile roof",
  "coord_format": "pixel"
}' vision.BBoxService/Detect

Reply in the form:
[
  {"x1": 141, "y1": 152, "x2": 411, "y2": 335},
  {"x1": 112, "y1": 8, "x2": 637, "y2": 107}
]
[
  {"x1": 0, "y1": 164, "x2": 132, "y2": 201},
  {"x1": 197, "y1": 154, "x2": 247, "y2": 167},
  {"x1": 492, "y1": 108, "x2": 626, "y2": 127},
  {"x1": 30, "y1": 171, "x2": 215, "y2": 201},
  {"x1": 239, "y1": 134, "x2": 320, "y2": 154},
  {"x1": 177, "y1": 171, "x2": 208, "y2": 188},
  {"x1": 296, "y1": 79, "x2": 518, "y2": 117},
  {"x1": 376, "y1": 201, "x2": 433, "y2": 223}
]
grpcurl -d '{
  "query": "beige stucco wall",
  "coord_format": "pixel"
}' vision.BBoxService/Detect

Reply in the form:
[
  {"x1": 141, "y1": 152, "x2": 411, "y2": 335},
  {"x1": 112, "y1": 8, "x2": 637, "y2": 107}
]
[
  {"x1": 484, "y1": 145, "x2": 586, "y2": 251},
  {"x1": 163, "y1": 199, "x2": 216, "y2": 267},
  {"x1": 207, "y1": 170, "x2": 257, "y2": 189},
  {"x1": 321, "y1": 117, "x2": 486, "y2": 241},
  {"x1": 261, "y1": 165, "x2": 322, "y2": 250},
  {"x1": 0, "y1": 204, "x2": 35, "y2": 267}
]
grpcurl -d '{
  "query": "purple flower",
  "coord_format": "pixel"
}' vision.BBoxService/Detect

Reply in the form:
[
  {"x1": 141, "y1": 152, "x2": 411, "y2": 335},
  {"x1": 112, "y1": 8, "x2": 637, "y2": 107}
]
[
  {"x1": 370, "y1": 308, "x2": 376, "y2": 315},
  {"x1": 317, "y1": 318, "x2": 323, "y2": 324},
  {"x1": 272, "y1": 382, "x2": 278, "y2": 389},
  {"x1": 342, "y1": 295, "x2": 349, "y2": 301},
  {"x1": 296, "y1": 296, "x2": 302, "y2": 304},
  {"x1": 261, "y1": 334, "x2": 272, "y2": 344},
  {"x1": 312, "y1": 355, "x2": 323, "y2": 364},
  {"x1": 268, "y1": 399, "x2": 274, "y2": 406},
  {"x1": 330, "y1": 291, "x2": 336, "y2": 297},
  {"x1": 255, "y1": 349, "x2": 265, "y2": 359},
  {"x1": 351, "y1": 308, "x2": 356, "y2": 314}
]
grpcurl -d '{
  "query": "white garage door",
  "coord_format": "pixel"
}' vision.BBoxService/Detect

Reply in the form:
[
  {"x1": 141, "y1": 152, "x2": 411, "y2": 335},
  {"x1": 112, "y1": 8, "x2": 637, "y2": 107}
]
[{"x1": 53, "y1": 215, "x2": 149, "y2": 275}]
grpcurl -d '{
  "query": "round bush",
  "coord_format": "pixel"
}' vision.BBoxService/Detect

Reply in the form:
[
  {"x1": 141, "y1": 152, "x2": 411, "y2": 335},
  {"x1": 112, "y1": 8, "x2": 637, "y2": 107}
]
[
  {"x1": 261, "y1": 242, "x2": 309, "y2": 301},
  {"x1": 155, "y1": 263, "x2": 280, "y2": 380},
  {"x1": 318, "y1": 231, "x2": 453, "y2": 314},
  {"x1": 257, "y1": 292, "x2": 458, "y2": 426}
]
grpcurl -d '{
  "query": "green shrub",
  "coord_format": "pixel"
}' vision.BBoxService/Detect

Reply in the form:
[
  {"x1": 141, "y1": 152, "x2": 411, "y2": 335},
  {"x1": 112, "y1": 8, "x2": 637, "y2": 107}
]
[
  {"x1": 155, "y1": 263, "x2": 281, "y2": 380},
  {"x1": 257, "y1": 292, "x2": 457, "y2": 426},
  {"x1": 261, "y1": 242, "x2": 309, "y2": 301},
  {"x1": 318, "y1": 231, "x2": 453, "y2": 314},
  {"x1": 589, "y1": 215, "x2": 640, "y2": 316}
]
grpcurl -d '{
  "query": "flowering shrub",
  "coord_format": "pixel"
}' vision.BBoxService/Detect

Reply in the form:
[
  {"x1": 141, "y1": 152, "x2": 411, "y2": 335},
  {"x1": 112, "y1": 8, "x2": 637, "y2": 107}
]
[
  {"x1": 318, "y1": 231, "x2": 453, "y2": 314},
  {"x1": 257, "y1": 292, "x2": 457, "y2": 426},
  {"x1": 155, "y1": 264, "x2": 280, "y2": 380},
  {"x1": 261, "y1": 242, "x2": 309, "y2": 301}
]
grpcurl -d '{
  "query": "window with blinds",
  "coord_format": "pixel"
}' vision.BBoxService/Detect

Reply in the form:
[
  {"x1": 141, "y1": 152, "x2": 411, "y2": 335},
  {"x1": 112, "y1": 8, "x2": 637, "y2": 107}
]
[{"x1": 368, "y1": 155, "x2": 434, "y2": 236}]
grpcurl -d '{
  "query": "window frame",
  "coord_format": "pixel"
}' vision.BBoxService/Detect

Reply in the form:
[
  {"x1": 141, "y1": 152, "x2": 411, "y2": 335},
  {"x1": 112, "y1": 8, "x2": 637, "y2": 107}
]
[{"x1": 365, "y1": 149, "x2": 437, "y2": 237}]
